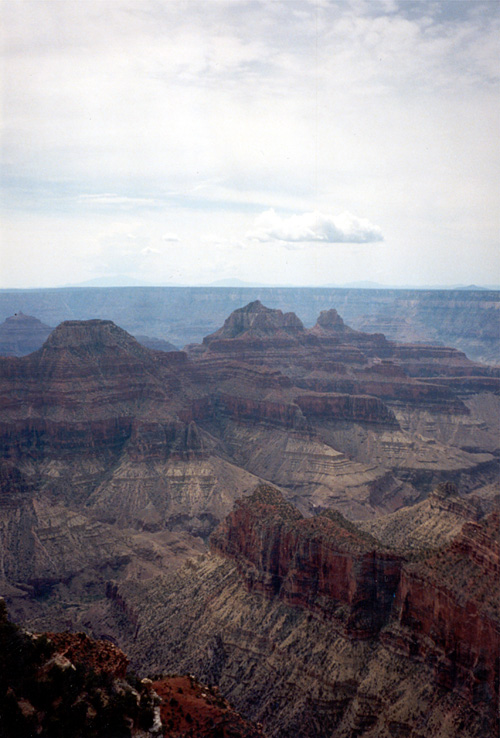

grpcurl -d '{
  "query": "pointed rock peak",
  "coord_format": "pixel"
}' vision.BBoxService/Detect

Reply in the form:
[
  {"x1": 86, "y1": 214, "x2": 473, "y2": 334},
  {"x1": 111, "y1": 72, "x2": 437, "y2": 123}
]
[
  {"x1": 315, "y1": 309, "x2": 346, "y2": 330},
  {"x1": 3, "y1": 312, "x2": 51, "y2": 328},
  {"x1": 7, "y1": 311, "x2": 32, "y2": 321},
  {"x1": 241, "y1": 300, "x2": 265, "y2": 312},
  {"x1": 204, "y1": 301, "x2": 305, "y2": 342}
]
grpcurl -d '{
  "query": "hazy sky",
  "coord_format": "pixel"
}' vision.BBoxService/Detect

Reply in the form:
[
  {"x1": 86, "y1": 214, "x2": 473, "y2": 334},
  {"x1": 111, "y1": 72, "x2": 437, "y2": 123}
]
[{"x1": 1, "y1": 0, "x2": 499, "y2": 288}]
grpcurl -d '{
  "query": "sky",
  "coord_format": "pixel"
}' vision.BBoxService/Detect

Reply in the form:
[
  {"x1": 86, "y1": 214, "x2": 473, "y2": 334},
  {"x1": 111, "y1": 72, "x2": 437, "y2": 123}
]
[{"x1": 1, "y1": 0, "x2": 499, "y2": 288}]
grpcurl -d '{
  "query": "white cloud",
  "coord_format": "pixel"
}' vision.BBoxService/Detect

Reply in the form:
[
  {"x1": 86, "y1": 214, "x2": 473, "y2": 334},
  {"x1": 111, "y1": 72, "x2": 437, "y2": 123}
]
[
  {"x1": 247, "y1": 209, "x2": 383, "y2": 244},
  {"x1": 78, "y1": 194, "x2": 157, "y2": 207},
  {"x1": 0, "y1": 0, "x2": 498, "y2": 287}
]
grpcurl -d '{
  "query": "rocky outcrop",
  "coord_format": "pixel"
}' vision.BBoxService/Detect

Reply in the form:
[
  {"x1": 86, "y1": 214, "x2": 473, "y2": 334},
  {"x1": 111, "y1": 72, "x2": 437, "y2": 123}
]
[
  {"x1": 0, "y1": 286, "x2": 498, "y2": 362},
  {"x1": 45, "y1": 630, "x2": 129, "y2": 678},
  {"x1": 0, "y1": 600, "x2": 158, "y2": 737},
  {"x1": 210, "y1": 486, "x2": 499, "y2": 718},
  {"x1": 203, "y1": 300, "x2": 306, "y2": 344},
  {"x1": 0, "y1": 312, "x2": 52, "y2": 356},
  {"x1": 191, "y1": 301, "x2": 499, "y2": 413},
  {"x1": 122, "y1": 485, "x2": 498, "y2": 738},
  {"x1": 358, "y1": 481, "x2": 482, "y2": 550},
  {"x1": 153, "y1": 675, "x2": 265, "y2": 737},
  {"x1": 392, "y1": 511, "x2": 500, "y2": 704},
  {"x1": 211, "y1": 485, "x2": 402, "y2": 637}
]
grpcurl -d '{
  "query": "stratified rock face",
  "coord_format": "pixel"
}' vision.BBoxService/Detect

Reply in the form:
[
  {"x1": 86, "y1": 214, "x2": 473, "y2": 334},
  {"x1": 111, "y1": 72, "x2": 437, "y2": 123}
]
[
  {"x1": 0, "y1": 312, "x2": 52, "y2": 356},
  {"x1": 0, "y1": 308, "x2": 498, "y2": 680},
  {"x1": 203, "y1": 300, "x2": 305, "y2": 344},
  {"x1": 0, "y1": 309, "x2": 497, "y2": 545},
  {"x1": 1, "y1": 286, "x2": 496, "y2": 362},
  {"x1": 211, "y1": 487, "x2": 499, "y2": 713},
  {"x1": 358, "y1": 481, "x2": 482, "y2": 550},
  {"x1": 193, "y1": 301, "x2": 499, "y2": 398},
  {"x1": 125, "y1": 485, "x2": 498, "y2": 738},
  {"x1": 211, "y1": 485, "x2": 401, "y2": 637},
  {"x1": 393, "y1": 510, "x2": 500, "y2": 703}
]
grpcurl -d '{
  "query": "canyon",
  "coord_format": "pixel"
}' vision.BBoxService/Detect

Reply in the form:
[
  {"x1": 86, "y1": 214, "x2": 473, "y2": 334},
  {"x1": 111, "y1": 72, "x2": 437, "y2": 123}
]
[
  {"x1": 0, "y1": 286, "x2": 498, "y2": 363},
  {"x1": 117, "y1": 483, "x2": 498, "y2": 738},
  {"x1": 0, "y1": 299, "x2": 498, "y2": 736}
]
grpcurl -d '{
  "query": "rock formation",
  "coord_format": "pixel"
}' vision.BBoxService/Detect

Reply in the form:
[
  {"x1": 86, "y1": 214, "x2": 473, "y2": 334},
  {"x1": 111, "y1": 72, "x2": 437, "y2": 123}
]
[
  {"x1": 0, "y1": 306, "x2": 497, "y2": 617},
  {"x1": 0, "y1": 301, "x2": 498, "y2": 737},
  {"x1": 0, "y1": 286, "x2": 498, "y2": 363},
  {"x1": 0, "y1": 600, "x2": 264, "y2": 737},
  {"x1": 0, "y1": 312, "x2": 52, "y2": 356},
  {"x1": 121, "y1": 485, "x2": 499, "y2": 738}
]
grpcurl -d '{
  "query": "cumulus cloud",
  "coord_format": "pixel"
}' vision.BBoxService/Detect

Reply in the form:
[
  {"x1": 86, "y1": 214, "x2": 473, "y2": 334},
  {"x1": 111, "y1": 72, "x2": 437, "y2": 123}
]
[{"x1": 247, "y1": 209, "x2": 383, "y2": 244}]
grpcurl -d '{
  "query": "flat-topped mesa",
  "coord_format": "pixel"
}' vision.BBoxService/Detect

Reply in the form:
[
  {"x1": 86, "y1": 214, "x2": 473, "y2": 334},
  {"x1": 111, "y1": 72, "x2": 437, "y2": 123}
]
[
  {"x1": 202, "y1": 300, "x2": 305, "y2": 345},
  {"x1": 211, "y1": 484, "x2": 402, "y2": 637}
]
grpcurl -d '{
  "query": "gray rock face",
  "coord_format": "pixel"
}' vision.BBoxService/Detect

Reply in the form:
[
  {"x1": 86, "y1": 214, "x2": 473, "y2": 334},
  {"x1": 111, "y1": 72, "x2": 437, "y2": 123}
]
[{"x1": 0, "y1": 312, "x2": 52, "y2": 356}]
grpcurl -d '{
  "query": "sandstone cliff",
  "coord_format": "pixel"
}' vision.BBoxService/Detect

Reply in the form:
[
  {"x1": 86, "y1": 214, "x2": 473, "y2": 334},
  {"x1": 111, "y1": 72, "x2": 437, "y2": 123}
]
[{"x1": 121, "y1": 486, "x2": 498, "y2": 738}]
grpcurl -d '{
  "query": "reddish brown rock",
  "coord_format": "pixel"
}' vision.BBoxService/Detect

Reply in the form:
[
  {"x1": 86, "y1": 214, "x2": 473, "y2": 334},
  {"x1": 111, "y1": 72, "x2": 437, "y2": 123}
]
[
  {"x1": 153, "y1": 675, "x2": 265, "y2": 737},
  {"x1": 393, "y1": 511, "x2": 500, "y2": 703},
  {"x1": 211, "y1": 485, "x2": 402, "y2": 637},
  {"x1": 210, "y1": 485, "x2": 499, "y2": 727},
  {"x1": 45, "y1": 630, "x2": 129, "y2": 678},
  {"x1": 295, "y1": 392, "x2": 398, "y2": 425}
]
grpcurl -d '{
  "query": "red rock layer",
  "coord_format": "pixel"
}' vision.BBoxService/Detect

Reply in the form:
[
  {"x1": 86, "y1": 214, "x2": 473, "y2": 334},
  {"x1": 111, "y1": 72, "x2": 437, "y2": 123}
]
[
  {"x1": 45, "y1": 630, "x2": 129, "y2": 678},
  {"x1": 153, "y1": 675, "x2": 265, "y2": 737},
  {"x1": 211, "y1": 486, "x2": 499, "y2": 719},
  {"x1": 393, "y1": 511, "x2": 500, "y2": 703},
  {"x1": 211, "y1": 485, "x2": 402, "y2": 637},
  {"x1": 192, "y1": 300, "x2": 499, "y2": 412}
]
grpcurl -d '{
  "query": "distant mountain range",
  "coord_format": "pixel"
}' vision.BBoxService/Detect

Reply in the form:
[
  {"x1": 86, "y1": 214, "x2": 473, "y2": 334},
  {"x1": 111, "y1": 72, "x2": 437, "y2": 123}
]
[{"x1": 58, "y1": 276, "x2": 500, "y2": 290}]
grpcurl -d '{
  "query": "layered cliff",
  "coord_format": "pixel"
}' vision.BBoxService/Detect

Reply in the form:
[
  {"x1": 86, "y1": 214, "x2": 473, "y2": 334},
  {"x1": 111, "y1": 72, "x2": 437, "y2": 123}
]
[
  {"x1": 0, "y1": 286, "x2": 498, "y2": 363},
  {"x1": 211, "y1": 485, "x2": 401, "y2": 637},
  {"x1": 392, "y1": 511, "x2": 500, "y2": 703},
  {"x1": 122, "y1": 485, "x2": 498, "y2": 738},
  {"x1": 0, "y1": 309, "x2": 498, "y2": 669},
  {"x1": 192, "y1": 301, "x2": 499, "y2": 411}
]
